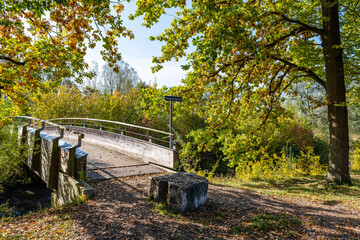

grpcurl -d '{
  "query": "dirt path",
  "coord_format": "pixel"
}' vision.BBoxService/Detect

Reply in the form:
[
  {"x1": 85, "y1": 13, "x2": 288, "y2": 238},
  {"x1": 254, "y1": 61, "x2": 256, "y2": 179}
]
[{"x1": 69, "y1": 174, "x2": 360, "y2": 239}]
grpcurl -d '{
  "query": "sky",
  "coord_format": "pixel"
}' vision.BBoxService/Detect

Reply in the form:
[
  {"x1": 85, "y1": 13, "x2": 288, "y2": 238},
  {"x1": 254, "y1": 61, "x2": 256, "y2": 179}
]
[{"x1": 85, "y1": 1, "x2": 189, "y2": 87}]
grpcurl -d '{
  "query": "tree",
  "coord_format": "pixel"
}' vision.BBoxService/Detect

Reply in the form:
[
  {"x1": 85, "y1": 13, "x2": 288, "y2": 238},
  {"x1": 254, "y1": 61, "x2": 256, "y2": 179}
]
[
  {"x1": 0, "y1": 0, "x2": 133, "y2": 118},
  {"x1": 133, "y1": 0, "x2": 360, "y2": 184},
  {"x1": 101, "y1": 60, "x2": 140, "y2": 94},
  {"x1": 82, "y1": 61, "x2": 100, "y2": 89}
]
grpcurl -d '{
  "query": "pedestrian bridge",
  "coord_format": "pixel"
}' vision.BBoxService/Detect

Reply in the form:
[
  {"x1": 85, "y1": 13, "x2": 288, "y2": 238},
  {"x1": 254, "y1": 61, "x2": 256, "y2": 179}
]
[{"x1": 13, "y1": 116, "x2": 179, "y2": 206}]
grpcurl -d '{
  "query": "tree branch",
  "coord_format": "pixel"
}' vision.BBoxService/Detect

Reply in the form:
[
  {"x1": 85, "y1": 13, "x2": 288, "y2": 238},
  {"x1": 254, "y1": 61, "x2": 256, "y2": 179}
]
[
  {"x1": 272, "y1": 57, "x2": 326, "y2": 89},
  {"x1": 260, "y1": 65, "x2": 290, "y2": 127},
  {"x1": 0, "y1": 56, "x2": 27, "y2": 65},
  {"x1": 21, "y1": 10, "x2": 55, "y2": 43},
  {"x1": 268, "y1": 64, "x2": 286, "y2": 93},
  {"x1": 226, "y1": 65, "x2": 243, "y2": 119},
  {"x1": 266, "y1": 27, "x2": 309, "y2": 47},
  {"x1": 270, "y1": 12, "x2": 323, "y2": 36},
  {"x1": 271, "y1": 65, "x2": 292, "y2": 94},
  {"x1": 205, "y1": 56, "x2": 252, "y2": 79}
]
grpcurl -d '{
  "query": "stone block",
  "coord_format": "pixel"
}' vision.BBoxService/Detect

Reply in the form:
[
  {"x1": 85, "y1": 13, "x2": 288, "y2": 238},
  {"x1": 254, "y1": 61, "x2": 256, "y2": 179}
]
[{"x1": 150, "y1": 173, "x2": 208, "y2": 212}]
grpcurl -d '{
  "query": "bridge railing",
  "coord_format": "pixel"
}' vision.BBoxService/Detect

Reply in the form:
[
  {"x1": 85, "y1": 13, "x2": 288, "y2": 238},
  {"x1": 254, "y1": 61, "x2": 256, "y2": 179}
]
[
  {"x1": 47, "y1": 118, "x2": 175, "y2": 149},
  {"x1": 14, "y1": 116, "x2": 84, "y2": 147}
]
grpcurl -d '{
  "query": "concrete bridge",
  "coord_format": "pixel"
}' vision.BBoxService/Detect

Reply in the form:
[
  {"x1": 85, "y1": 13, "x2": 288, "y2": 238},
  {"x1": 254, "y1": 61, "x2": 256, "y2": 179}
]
[{"x1": 14, "y1": 116, "x2": 179, "y2": 206}]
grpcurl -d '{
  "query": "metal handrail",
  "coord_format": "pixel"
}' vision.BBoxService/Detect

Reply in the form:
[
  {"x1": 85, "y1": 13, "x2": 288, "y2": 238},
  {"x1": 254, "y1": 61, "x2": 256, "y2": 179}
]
[
  {"x1": 47, "y1": 118, "x2": 172, "y2": 136},
  {"x1": 14, "y1": 116, "x2": 84, "y2": 148},
  {"x1": 47, "y1": 117, "x2": 175, "y2": 149}
]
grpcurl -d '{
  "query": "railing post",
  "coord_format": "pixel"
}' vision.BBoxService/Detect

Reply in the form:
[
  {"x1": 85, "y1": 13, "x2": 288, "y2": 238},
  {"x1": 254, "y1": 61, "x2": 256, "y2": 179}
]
[
  {"x1": 59, "y1": 128, "x2": 64, "y2": 138},
  {"x1": 147, "y1": 130, "x2": 152, "y2": 143},
  {"x1": 119, "y1": 125, "x2": 124, "y2": 135},
  {"x1": 76, "y1": 134, "x2": 84, "y2": 147}
]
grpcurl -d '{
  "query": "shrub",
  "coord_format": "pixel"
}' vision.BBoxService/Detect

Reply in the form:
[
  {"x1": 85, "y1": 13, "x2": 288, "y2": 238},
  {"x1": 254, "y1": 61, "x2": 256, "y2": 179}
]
[
  {"x1": 234, "y1": 147, "x2": 326, "y2": 182},
  {"x1": 0, "y1": 123, "x2": 28, "y2": 188},
  {"x1": 30, "y1": 85, "x2": 144, "y2": 125},
  {"x1": 30, "y1": 85, "x2": 86, "y2": 119},
  {"x1": 351, "y1": 143, "x2": 360, "y2": 170},
  {"x1": 180, "y1": 112, "x2": 328, "y2": 180},
  {"x1": 0, "y1": 99, "x2": 29, "y2": 188}
]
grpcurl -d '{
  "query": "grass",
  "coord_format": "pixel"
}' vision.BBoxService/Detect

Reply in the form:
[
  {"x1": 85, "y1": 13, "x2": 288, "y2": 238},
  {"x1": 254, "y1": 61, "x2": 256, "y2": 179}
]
[
  {"x1": 0, "y1": 201, "x2": 15, "y2": 219},
  {"x1": 211, "y1": 170, "x2": 360, "y2": 210},
  {"x1": 228, "y1": 212, "x2": 303, "y2": 238},
  {"x1": 153, "y1": 202, "x2": 174, "y2": 215},
  {"x1": 249, "y1": 213, "x2": 302, "y2": 231},
  {"x1": 146, "y1": 197, "x2": 180, "y2": 216}
]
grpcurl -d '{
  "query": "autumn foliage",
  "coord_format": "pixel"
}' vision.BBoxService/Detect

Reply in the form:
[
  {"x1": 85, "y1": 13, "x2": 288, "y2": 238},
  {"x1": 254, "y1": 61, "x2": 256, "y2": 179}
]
[{"x1": 1, "y1": 0, "x2": 132, "y2": 119}]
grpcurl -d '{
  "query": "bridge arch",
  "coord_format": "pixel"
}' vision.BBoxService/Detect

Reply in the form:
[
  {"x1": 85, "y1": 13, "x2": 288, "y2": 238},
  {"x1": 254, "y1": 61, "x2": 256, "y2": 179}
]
[
  {"x1": 46, "y1": 118, "x2": 179, "y2": 170},
  {"x1": 13, "y1": 116, "x2": 178, "y2": 206}
]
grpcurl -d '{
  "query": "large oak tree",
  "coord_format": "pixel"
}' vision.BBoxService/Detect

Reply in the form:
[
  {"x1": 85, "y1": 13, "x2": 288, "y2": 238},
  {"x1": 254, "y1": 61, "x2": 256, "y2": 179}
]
[{"x1": 133, "y1": 0, "x2": 360, "y2": 184}]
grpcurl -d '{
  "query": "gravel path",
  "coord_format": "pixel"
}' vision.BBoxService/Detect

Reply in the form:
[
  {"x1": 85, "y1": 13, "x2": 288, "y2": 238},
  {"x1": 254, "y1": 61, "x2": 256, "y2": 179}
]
[{"x1": 70, "y1": 174, "x2": 360, "y2": 240}]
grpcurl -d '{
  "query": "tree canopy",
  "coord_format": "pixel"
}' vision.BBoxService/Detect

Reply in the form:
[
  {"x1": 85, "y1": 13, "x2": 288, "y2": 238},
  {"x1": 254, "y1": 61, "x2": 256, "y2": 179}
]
[
  {"x1": 133, "y1": 0, "x2": 360, "y2": 184},
  {"x1": 0, "y1": 0, "x2": 132, "y2": 116}
]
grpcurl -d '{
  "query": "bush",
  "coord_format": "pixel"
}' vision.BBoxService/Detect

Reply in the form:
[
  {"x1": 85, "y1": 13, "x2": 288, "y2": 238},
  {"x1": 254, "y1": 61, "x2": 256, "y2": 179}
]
[
  {"x1": 179, "y1": 111, "x2": 328, "y2": 180},
  {"x1": 30, "y1": 85, "x2": 144, "y2": 125},
  {"x1": 234, "y1": 147, "x2": 326, "y2": 182},
  {"x1": 30, "y1": 85, "x2": 86, "y2": 119},
  {"x1": 0, "y1": 123, "x2": 28, "y2": 189},
  {"x1": 351, "y1": 143, "x2": 360, "y2": 170},
  {"x1": 0, "y1": 99, "x2": 27, "y2": 188}
]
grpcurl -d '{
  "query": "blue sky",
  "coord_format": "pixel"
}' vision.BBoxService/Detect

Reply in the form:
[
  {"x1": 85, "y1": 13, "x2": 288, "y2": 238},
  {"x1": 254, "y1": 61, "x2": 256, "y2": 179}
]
[{"x1": 85, "y1": 1, "x2": 189, "y2": 87}]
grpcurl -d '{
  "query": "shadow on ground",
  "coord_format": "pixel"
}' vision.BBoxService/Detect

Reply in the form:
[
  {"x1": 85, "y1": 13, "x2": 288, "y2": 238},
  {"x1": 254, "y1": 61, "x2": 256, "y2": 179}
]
[{"x1": 68, "y1": 174, "x2": 360, "y2": 239}]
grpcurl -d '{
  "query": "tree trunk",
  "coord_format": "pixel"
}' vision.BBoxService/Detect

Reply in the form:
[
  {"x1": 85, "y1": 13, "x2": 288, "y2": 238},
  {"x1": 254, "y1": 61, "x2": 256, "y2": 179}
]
[{"x1": 321, "y1": 0, "x2": 351, "y2": 184}]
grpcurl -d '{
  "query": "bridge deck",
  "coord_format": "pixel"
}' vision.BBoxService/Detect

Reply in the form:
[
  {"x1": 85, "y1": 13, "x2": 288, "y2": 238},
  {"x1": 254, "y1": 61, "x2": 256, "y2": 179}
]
[{"x1": 49, "y1": 134, "x2": 164, "y2": 180}]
